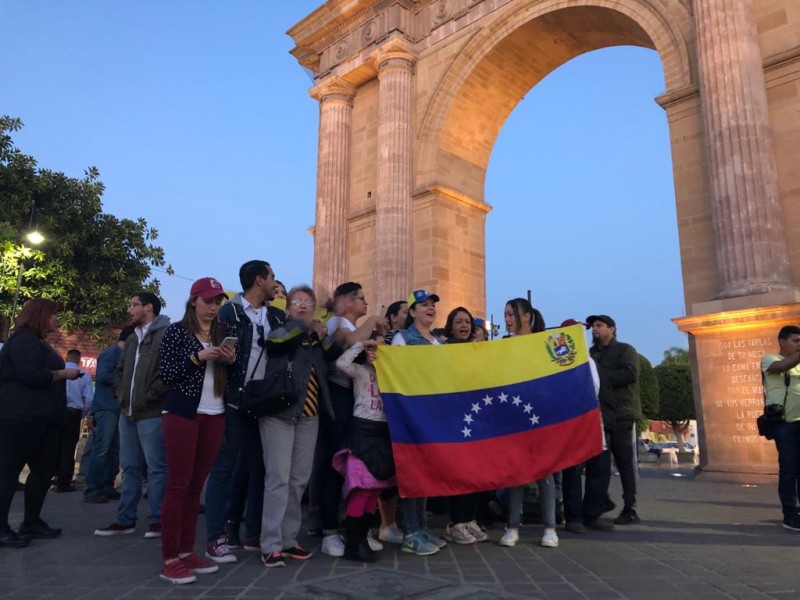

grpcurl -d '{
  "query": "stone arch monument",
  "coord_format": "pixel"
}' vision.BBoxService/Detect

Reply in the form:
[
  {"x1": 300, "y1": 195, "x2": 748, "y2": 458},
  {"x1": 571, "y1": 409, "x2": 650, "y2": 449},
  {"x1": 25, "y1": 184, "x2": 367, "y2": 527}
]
[{"x1": 289, "y1": 0, "x2": 800, "y2": 480}]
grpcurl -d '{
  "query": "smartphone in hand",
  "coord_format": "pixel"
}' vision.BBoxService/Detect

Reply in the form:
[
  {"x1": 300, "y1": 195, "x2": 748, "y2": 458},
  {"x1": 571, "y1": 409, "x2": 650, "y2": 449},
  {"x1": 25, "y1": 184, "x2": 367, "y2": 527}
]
[{"x1": 220, "y1": 336, "x2": 238, "y2": 350}]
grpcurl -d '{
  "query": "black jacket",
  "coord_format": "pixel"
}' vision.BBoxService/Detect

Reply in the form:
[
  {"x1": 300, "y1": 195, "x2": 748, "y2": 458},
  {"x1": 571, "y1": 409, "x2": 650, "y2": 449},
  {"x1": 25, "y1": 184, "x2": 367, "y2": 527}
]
[
  {"x1": 266, "y1": 318, "x2": 333, "y2": 421},
  {"x1": 590, "y1": 338, "x2": 641, "y2": 426},
  {"x1": 0, "y1": 328, "x2": 66, "y2": 422},
  {"x1": 218, "y1": 293, "x2": 285, "y2": 407}
]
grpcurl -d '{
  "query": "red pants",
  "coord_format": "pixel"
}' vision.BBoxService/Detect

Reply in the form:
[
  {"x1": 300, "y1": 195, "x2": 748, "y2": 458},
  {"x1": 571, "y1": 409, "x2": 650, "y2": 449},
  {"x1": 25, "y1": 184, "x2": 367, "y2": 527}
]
[{"x1": 161, "y1": 412, "x2": 224, "y2": 561}]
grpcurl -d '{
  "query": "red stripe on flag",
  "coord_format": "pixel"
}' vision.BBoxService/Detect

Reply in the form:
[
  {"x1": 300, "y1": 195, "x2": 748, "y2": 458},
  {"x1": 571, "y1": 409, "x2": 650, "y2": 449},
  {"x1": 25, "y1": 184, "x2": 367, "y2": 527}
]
[{"x1": 391, "y1": 408, "x2": 604, "y2": 498}]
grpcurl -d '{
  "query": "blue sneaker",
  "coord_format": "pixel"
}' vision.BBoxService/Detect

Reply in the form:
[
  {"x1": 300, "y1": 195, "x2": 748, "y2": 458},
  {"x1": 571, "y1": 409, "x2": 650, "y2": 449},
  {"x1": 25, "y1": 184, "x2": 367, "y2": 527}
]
[
  {"x1": 401, "y1": 532, "x2": 439, "y2": 556},
  {"x1": 421, "y1": 528, "x2": 447, "y2": 548}
]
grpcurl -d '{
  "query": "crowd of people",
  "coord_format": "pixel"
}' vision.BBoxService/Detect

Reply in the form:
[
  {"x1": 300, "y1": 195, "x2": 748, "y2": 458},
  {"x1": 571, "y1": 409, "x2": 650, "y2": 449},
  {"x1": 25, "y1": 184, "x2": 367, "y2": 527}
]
[{"x1": 0, "y1": 258, "x2": 646, "y2": 586}]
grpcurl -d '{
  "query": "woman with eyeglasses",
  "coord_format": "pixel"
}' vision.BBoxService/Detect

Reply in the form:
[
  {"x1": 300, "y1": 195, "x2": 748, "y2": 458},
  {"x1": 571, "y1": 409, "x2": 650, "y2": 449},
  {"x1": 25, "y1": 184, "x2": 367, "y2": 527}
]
[
  {"x1": 498, "y1": 298, "x2": 559, "y2": 550},
  {"x1": 156, "y1": 277, "x2": 238, "y2": 584},
  {"x1": 258, "y1": 285, "x2": 333, "y2": 568}
]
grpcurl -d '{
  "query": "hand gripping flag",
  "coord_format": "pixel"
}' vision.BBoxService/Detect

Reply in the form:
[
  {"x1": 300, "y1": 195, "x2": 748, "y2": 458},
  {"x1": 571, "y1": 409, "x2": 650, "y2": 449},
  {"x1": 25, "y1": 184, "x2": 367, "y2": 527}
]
[{"x1": 375, "y1": 325, "x2": 603, "y2": 498}]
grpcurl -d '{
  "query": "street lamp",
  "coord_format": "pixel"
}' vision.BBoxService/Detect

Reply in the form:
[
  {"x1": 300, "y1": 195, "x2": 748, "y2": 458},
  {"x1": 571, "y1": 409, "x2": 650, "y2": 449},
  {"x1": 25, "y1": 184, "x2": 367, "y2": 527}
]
[{"x1": 10, "y1": 231, "x2": 46, "y2": 320}]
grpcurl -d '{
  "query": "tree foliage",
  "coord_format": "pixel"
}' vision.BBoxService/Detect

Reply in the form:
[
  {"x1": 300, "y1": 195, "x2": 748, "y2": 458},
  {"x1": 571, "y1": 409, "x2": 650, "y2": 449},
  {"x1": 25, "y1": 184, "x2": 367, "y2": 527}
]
[
  {"x1": 638, "y1": 354, "x2": 659, "y2": 431},
  {"x1": 0, "y1": 116, "x2": 169, "y2": 337},
  {"x1": 655, "y1": 358, "x2": 695, "y2": 448}
]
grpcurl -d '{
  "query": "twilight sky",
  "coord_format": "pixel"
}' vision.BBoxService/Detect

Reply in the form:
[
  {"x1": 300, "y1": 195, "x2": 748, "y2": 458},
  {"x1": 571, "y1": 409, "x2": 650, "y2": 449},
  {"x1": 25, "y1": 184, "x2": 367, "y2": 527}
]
[{"x1": 1, "y1": 0, "x2": 687, "y2": 363}]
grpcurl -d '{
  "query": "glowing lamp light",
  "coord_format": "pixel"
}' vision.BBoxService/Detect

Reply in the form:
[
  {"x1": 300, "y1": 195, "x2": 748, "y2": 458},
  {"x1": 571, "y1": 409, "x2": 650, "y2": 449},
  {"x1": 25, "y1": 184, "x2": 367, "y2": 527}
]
[{"x1": 26, "y1": 231, "x2": 44, "y2": 245}]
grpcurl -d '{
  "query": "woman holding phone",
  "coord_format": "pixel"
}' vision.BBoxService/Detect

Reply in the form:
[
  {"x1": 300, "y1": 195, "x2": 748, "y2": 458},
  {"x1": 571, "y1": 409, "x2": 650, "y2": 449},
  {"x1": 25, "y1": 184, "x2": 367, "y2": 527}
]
[{"x1": 157, "y1": 277, "x2": 238, "y2": 585}]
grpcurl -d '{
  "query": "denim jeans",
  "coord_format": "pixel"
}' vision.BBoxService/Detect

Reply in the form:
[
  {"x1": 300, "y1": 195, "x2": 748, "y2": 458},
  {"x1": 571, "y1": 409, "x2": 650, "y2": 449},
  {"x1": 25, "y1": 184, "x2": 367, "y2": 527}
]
[
  {"x1": 398, "y1": 497, "x2": 427, "y2": 535},
  {"x1": 85, "y1": 409, "x2": 120, "y2": 496},
  {"x1": 773, "y1": 420, "x2": 800, "y2": 518},
  {"x1": 507, "y1": 475, "x2": 556, "y2": 528},
  {"x1": 117, "y1": 415, "x2": 166, "y2": 526},
  {"x1": 205, "y1": 406, "x2": 264, "y2": 543}
]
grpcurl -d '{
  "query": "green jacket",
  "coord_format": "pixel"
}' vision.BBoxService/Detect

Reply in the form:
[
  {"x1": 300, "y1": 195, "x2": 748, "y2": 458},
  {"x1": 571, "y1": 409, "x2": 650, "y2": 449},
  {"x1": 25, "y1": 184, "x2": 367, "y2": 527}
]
[
  {"x1": 114, "y1": 314, "x2": 171, "y2": 421},
  {"x1": 590, "y1": 338, "x2": 641, "y2": 426}
]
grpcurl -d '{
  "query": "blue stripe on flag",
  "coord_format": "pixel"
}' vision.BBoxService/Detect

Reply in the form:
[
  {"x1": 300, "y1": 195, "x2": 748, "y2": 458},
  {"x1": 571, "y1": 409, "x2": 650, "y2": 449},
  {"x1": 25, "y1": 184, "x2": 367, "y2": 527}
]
[{"x1": 382, "y1": 362, "x2": 597, "y2": 445}]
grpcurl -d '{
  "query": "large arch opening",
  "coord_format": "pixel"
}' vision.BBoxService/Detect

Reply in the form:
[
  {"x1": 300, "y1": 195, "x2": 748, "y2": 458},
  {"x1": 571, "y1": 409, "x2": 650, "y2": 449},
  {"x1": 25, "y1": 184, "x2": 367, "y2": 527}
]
[{"x1": 483, "y1": 45, "x2": 686, "y2": 362}]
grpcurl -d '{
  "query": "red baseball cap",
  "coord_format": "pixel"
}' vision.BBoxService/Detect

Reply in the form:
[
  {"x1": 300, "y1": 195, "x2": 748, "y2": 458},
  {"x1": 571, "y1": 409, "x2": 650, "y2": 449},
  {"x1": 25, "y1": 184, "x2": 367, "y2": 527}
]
[{"x1": 190, "y1": 277, "x2": 228, "y2": 300}]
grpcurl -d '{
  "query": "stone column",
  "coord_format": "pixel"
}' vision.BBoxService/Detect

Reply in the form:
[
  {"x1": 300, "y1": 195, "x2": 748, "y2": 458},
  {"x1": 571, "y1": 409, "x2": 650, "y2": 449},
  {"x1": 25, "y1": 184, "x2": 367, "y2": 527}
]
[
  {"x1": 374, "y1": 41, "x2": 416, "y2": 310},
  {"x1": 694, "y1": 0, "x2": 794, "y2": 298},
  {"x1": 310, "y1": 79, "x2": 355, "y2": 300}
]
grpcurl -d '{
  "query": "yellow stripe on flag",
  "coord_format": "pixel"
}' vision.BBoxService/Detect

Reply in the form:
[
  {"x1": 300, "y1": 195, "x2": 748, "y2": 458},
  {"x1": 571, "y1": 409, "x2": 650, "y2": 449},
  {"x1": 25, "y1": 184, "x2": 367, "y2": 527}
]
[{"x1": 375, "y1": 324, "x2": 588, "y2": 396}]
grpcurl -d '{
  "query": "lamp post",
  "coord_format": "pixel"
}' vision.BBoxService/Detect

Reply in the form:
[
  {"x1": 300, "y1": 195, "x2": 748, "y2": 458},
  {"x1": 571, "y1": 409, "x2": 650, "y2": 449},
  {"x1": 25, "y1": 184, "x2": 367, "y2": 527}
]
[{"x1": 10, "y1": 230, "x2": 45, "y2": 320}]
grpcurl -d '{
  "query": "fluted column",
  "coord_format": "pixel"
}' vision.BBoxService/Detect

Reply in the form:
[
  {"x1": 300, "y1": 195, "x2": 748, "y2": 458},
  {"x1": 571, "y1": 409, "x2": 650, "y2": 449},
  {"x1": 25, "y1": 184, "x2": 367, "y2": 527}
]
[
  {"x1": 374, "y1": 41, "x2": 416, "y2": 309},
  {"x1": 694, "y1": 0, "x2": 794, "y2": 298},
  {"x1": 310, "y1": 79, "x2": 355, "y2": 299}
]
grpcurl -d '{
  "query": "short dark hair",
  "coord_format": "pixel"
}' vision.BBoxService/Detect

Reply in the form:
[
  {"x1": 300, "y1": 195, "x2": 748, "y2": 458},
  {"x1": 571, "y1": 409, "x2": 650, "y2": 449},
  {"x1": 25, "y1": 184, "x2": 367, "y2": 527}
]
[
  {"x1": 134, "y1": 292, "x2": 161, "y2": 316},
  {"x1": 239, "y1": 260, "x2": 271, "y2": 291},
  {"x1": 385, "y1": 300, "x2": 407, "y2": 322},
  {"x1": 333, "y1": 282, "x2": 362, "y2": 298},
  {"x1": 778, "y1": 325, "x2": 800, "y2": 341},
  {"x1": 66, "y1": 348, "x2": 81, "y2": 362}
]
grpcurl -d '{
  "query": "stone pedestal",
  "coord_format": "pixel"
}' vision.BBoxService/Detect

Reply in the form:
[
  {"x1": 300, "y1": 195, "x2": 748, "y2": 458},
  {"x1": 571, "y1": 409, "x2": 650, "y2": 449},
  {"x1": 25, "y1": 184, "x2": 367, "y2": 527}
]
[{"x1": 675, "y1": 292, "x2": 800, "y2": 482}]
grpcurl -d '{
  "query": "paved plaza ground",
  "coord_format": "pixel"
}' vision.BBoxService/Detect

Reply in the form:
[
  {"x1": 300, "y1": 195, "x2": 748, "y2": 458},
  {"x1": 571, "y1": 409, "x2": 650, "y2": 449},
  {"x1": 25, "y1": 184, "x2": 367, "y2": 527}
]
[{"x1": 1, "y1": 464, "x2": 798, "y2": 599}]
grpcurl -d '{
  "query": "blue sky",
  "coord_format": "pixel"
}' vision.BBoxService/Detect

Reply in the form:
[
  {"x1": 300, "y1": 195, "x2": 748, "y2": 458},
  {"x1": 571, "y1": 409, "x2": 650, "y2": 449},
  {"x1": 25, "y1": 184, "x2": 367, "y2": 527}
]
[{"x1": 1, "y1": 1, "x2": 687, "y2": 363}]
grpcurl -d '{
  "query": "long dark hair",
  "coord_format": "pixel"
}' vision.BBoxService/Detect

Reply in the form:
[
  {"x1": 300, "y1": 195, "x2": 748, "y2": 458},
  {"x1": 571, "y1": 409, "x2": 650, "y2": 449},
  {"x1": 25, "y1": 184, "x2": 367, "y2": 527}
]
[
  {"x1": 181, "y1": 296, "x2": 227, "y2": 398},
  {"x1": 444, "y1": 306, "x2": 475, "y2": 341},
  {"x1": 506, "y1": 298, "x2": 545, "y2": 334}
]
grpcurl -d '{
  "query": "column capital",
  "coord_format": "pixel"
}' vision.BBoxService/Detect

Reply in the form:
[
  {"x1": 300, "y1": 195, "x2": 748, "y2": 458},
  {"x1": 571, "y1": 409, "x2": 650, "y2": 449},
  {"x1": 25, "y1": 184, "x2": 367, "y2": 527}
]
[
  {"x1": 372, "y1": 35, "x2": 416, "y2": 73},
  {"x1": 310, "y1": 77, "x2": 356, "y2": 103}
]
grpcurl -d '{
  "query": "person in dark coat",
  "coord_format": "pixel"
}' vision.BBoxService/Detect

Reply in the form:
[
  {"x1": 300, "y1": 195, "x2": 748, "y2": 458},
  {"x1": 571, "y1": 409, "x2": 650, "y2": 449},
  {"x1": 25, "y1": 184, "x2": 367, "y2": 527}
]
[{"x1": 0, "y1": 298, "x2": 81, "y2": 548}]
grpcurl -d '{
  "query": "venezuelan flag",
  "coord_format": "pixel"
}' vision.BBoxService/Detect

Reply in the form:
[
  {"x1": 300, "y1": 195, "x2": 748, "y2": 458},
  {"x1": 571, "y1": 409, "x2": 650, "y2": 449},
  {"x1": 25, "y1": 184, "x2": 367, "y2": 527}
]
[{"x1": 375, "y1": 325, "x2": 603, "y2": 497}]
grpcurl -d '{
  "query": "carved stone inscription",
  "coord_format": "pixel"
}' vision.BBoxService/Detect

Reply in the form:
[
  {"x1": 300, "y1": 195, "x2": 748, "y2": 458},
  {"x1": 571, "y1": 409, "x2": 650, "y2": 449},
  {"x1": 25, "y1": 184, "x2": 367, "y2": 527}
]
[{"x1": 695, "y1": 328, "x2": 778, "y2": 473}]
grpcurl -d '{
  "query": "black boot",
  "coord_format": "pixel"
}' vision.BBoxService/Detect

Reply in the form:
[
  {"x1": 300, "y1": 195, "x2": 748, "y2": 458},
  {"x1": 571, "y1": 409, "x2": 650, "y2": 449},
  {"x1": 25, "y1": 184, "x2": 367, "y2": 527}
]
[
  {"x1": 358, "y1": 515, "x2": 378, "y2": 562},
  {"x1": 0, "y1": 527, "x2": 30, "y2": 548},
  {"x1": 343, "y1": 516, "x2": 377, "y2": 563}
]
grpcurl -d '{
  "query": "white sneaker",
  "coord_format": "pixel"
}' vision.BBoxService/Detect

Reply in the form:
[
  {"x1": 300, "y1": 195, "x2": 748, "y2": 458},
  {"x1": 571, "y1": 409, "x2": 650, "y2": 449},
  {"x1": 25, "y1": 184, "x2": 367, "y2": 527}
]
[
  {"x1": 541, "y1": 527, "x2": 559, "y2": 548},
  {"x1": 499, "y1": 527, "x2": 519, "y2": 547},
  {"x1": 366, "y1": 530, "x2": 383, "y2": 551},
  {"x1": 321, "y1": 533, "x2": 345, "y2": 557},
  {"x1": 378, "y1": 523, "x2": 404, "y2": 544},
  {"x1": 443, "y1": 522, "x2": 477, "y2": 545},
  {"x1": 465, "y1": 520, "x2": 489, "y2": 542}
]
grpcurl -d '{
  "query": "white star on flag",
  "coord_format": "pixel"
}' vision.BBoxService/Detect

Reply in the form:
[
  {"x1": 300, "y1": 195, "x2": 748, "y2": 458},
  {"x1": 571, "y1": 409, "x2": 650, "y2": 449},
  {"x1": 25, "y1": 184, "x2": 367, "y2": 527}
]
[
  {"x1": 512, "y1": 396, "x2": 522, "y2": 406},
  {"x1": 461, "y1": 426, "x2": 472, "y2": 438},
  {"x1": 463, "y1": 414, "x2": 473, "y2": 424},
  {"x1": 482, "y1": 394, "x2": 493, "y2": 406},
  {"x1": 523, "y1": 403, "x2": 534, "y2": 414},
  {"x1": 471, "y1": 402, "x2": 482, "y2": 414},
  {"x1": 498, "y1": 392, "x2": 508, "y2": 403},
  {"x1": 530, "y1": 414, "x2": 540, "y2": 425}
]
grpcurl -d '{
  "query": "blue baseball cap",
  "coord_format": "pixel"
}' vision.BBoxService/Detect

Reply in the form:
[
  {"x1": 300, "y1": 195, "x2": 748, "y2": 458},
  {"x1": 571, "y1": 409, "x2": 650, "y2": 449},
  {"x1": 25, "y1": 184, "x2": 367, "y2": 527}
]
[{"x1": 408, "y1": 289, "x2": 440, "y2": 307}]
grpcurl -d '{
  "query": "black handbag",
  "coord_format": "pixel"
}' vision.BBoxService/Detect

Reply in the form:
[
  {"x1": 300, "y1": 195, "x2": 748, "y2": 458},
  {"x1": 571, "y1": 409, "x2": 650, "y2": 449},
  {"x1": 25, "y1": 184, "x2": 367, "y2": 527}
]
[
  {"x1": 240, "y1": 345, "x2": 298, "y2": 419},
  {"x1": 757, "y1": 371, "x2": 789, "y2": 441}
]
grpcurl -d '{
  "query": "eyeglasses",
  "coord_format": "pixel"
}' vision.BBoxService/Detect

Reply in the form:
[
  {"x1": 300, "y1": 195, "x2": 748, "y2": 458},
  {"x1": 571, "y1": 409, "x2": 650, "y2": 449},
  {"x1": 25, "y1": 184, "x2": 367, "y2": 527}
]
[
  {"x1": 289, "y1": 299, "x2": 315, "y2": 308},
  {"x1": 256, "y1": 324, "x2": 265, "y2": 348}
]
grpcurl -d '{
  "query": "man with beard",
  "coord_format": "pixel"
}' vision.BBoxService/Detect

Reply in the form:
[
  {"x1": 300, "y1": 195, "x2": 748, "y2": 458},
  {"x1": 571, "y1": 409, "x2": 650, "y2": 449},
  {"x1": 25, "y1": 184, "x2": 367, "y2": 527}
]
[
  {"x1": 204, "y1": 260, "x2": 286, "y2": 563},
  {"x1": 586, "y1": 314, "x2": 641, "y2": 525},
  {"x1": 95, "y1": 293, "x2": 170, "y2": 539}
]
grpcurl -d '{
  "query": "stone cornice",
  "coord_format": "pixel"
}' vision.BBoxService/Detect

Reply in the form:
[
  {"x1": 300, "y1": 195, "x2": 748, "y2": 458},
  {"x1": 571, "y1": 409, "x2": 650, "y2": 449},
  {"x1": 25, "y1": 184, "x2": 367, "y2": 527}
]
[{"x1": 412, "y1": 183, "x2": 492, "y2": 213}]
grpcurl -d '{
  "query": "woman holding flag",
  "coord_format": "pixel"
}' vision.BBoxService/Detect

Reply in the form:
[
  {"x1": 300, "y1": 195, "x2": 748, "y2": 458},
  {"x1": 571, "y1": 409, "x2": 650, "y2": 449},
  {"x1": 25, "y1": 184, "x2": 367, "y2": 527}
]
[
  {"x1": 499, "y1": 298, "x2": 559, "y2": 549},
  {"x1": 442, "y1": 307, "x2": 490, "y2": 544},
  {"x1": 391, "y1": 290, "x2": 447, "y2": 555}
]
